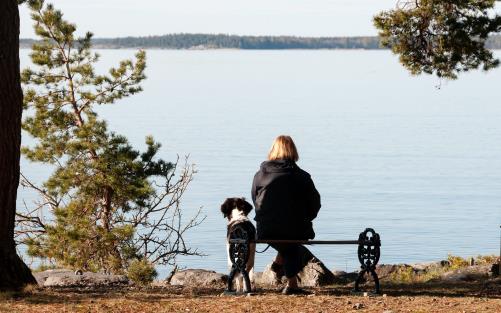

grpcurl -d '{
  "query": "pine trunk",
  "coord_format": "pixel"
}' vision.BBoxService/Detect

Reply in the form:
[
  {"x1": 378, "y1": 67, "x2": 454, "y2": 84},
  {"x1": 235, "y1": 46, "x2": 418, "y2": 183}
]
[{"x1": 0, "y1": 0, "x2": 37, "y2": 290}]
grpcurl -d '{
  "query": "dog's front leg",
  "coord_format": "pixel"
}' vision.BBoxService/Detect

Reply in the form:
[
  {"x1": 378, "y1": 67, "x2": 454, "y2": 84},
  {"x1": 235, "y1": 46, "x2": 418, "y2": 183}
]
[
  {"x1": 235, "y1": 273, "x2": 244, "y2": 293},
  {"x1": 247, "y1": 243, "x2": 256, "y2": 291},
  {"x1": 226, "y1": 242, "x2": 235, "y2": 292},
  {"x1": 226, "y1": 243, "x2": 232, "y2": 268}
]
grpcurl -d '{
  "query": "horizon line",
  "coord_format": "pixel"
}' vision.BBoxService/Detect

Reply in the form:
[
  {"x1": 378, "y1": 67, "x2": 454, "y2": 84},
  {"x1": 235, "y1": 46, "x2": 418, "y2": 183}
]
[{"x1": 20, "y1": 33, "x2": 382, "y2": 41}]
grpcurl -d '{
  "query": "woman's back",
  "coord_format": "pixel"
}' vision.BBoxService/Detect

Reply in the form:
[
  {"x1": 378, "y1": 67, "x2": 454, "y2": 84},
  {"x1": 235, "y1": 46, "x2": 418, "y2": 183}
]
[{"x1": 252, "y1": 159, "x2": 320, "y2": 240}]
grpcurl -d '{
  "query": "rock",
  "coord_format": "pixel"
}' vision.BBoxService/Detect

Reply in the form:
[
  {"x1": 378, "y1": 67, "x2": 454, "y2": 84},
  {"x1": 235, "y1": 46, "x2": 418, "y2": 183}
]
[
  {"x1": 375, "y1": 261, "x2": 495, "y2": 283},
  {"x1": 297, "y1": 257, "x2": 336, "y2": 287},
  {"x1": 33, "y1": 269, "x2": 73, "y2": 286},
  {"x1": 375, "y1": 262, "x2": 449, "y2": 281},
  {"x1": 34, "y1": 269, "x2": 129, "y2": 287},
  {"x1": 258, "y1": 247, "x2": 336, "y2": 287},
  {"x1": 332, "y1": 270, "x2": 358, "y2": 283},
  {"x1": 411, "y1": 261, "x2": 449, "y2": 272},
  {"x1": 251, "y1": 271, "x2": 264, "y2": 285},
  {"x1": 376, "y1": 264, "x2": 414, "y2": 281},
  {"x1": 254, "y1": 265, "x2": 286, "y2": 287},
  {"x1": 169, "y1": 269, "x2": 228, "y2": 288},
  {"x1": 440, "y1": 265, "x2": 491, "y2": 282},
  {"x1": 375, "y1": 264, "x2": 398, "y2": 280}
]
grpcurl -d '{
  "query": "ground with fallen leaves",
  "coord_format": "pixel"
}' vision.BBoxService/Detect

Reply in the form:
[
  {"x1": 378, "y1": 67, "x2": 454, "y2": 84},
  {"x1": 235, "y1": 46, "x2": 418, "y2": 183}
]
[{"x1": 1, "y1": 280, "x2": 500, "y2": 313}]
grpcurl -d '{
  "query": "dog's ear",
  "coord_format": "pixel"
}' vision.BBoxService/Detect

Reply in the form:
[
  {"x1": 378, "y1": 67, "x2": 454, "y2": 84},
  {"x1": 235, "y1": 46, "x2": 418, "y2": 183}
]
[
  {"x1": 239, "y1": 197, "x2": 253, "y2": 216},
  {"x1": 220, "y1": 198, "x2": 235, "y2": 218}
]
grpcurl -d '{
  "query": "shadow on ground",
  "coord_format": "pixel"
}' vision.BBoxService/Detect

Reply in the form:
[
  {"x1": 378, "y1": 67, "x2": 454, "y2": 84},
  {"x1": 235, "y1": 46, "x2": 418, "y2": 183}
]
[
  {"x1": 1, "y1": 278, "x2": 499, "y2": 305},
  {"x1": 320, "y1": 279, "x2": 500, "y2": 298}
]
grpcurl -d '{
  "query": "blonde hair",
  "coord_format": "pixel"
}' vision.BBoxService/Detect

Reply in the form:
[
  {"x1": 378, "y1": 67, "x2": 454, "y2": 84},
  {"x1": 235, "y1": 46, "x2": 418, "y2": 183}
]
[{"x1": 268, "y1": 135, "x2": 299, "y2": 162}]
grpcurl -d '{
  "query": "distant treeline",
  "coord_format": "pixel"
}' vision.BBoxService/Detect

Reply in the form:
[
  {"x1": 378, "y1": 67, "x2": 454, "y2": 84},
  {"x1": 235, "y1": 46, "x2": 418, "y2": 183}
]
[{"x1": 20, "y1": 33, "x2": 501, "y2": 50}]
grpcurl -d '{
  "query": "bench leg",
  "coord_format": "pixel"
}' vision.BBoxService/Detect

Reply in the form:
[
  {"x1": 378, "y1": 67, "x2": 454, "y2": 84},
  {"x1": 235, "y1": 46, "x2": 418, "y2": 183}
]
[
  {"x1": 354, "y1": 228, "x2": 381, "y2": 294},
  {"x1": 354, "y1": 269, "x2": 367, "y2": 292},
  {"x1": 369, "y1": 267, "x2": 380, "y2": 294},
  {"x1": 354, "y1": 267, "x2": 380, "y2": 294}
]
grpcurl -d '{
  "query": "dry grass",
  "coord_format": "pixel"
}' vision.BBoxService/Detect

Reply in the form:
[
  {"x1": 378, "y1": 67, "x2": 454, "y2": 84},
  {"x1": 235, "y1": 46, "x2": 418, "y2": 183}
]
[{"x1": 0, "y1": 280, "x2": 500, "y2": 313}]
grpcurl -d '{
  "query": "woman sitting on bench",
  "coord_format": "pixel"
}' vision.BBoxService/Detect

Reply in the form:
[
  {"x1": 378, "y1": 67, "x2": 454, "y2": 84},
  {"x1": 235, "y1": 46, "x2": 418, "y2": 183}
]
[{"x1": 251, "y1": 135, "x2": 321, "y2": 295}]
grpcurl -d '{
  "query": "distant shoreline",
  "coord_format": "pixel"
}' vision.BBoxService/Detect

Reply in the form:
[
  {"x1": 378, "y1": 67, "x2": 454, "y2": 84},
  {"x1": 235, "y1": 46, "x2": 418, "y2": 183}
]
[
  {"x1": 19, "y1": 34, "x2": 383, "y2": 50},
  {"x1": 19, "y1": 47, "x2": 391, "y2": 51},
  {"x1": 20, "y1": 33, "x2": 501, "y2": 50}
]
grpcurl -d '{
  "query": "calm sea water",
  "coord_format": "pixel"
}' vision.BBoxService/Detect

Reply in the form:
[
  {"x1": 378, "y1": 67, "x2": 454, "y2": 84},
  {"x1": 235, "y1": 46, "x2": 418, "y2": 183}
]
[{"x1": 19, "y1": 49, "x2": 501, "y2": 277}]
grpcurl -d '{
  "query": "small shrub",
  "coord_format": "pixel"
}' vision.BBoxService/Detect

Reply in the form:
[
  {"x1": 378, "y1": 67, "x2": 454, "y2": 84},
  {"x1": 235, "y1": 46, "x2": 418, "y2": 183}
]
[
  {"x1": 127, "y1": 259, "x2": 158, "y2": 286},
  {"x1": 417, "y1": 268, "x2": 443, "y2": 283},
  {"x1": 475, "y1": 255, "x2": 498, "y2": 265},
  {"x1": 389, "y1": 266, "x2": 415, "y2": 283},
  {"x1": 447, "y1": 255, "x2": 469, "y2": 270}
]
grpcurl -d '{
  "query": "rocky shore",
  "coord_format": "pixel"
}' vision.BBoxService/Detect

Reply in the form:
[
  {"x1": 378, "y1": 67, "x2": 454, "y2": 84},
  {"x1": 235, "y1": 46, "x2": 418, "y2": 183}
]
[
  {"x1": 2, "y1": 255, "x2": 499, "y2": 313},
  {"x1": 33, "y1": 255, "x2": 500, "y2": 289}
]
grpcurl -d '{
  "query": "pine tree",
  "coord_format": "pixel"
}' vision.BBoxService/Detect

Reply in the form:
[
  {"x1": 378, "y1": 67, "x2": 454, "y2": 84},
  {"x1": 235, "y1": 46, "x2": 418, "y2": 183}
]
[
  {"x1": 17, "y1": 0, "x2": 203, "y2": 274},
  {"x1": 374, "y1": 0, "x2": 501, "y2": 79}
]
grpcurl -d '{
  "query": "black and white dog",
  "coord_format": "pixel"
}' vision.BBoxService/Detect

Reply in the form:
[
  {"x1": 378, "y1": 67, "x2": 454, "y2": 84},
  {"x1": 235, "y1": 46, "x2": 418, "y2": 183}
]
[{"x1": 220, "y1": 197, "x2": 256, "y2": 292}]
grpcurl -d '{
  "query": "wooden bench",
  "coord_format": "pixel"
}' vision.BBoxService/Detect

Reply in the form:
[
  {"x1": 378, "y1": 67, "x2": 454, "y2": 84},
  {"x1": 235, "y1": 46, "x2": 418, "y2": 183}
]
[{"x1": 226, "y1": 228, "x2": 381, "y2": 294}]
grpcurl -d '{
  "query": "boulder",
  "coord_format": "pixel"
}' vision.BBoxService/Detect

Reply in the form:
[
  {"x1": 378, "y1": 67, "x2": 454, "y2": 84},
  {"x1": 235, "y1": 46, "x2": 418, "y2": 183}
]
[
  {"x1": 168, "y1": 269, "x2": 228, "y2": 288},
  {"x1": 258, "y1": 246, "x2": 336, "y2": 287},
  {"x1": 34, "y1": 269, "x2": 129, "y2": 287},
  {"x1": 33, "y1": 269, "x2": 73, "y2": 286},
  {"x1": 297, "y1": 256, "x2": 336, "y2": 287},
  {"x1": 332, "y1": 270, "x2": 359, "y2": 283},
  {"x1": 411, "y1": 261, "x2": 449, "y2": 272},
  {"x1": 374, "y1": 262, "x2": 494, "y2": 283},
  {"x1": 440, "y1": 265, "x2": 491, "y2": 282},
  {"x1": 255, "y1": 264, "x2": 286, "y2": 287},
  {"x1": 375, "y1": 264, "x2": 412, "y2": 281}
]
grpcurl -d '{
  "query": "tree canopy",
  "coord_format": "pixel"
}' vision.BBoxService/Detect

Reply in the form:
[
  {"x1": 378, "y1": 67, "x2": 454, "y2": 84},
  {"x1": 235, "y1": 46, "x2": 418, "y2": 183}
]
[{"x1": 374, "y1": 0, "x2": 501, "y2": 79}]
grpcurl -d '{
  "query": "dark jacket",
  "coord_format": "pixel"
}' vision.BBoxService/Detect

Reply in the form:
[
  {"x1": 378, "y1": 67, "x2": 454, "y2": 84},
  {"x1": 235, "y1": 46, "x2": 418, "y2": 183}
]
[{"x1": 251, "y1": 159, "x2": 321, "y2": 240}]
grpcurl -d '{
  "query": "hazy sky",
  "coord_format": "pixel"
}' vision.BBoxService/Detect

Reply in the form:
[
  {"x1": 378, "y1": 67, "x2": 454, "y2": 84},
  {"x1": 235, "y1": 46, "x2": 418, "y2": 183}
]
[{"x1": 20, "y1": 0, "x2": 399, "y2": 38}]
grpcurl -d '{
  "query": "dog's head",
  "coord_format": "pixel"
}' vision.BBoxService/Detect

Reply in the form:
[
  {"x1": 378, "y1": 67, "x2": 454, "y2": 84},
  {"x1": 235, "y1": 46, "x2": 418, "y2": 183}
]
[{"x1": 220, "y1": 197, "x2": 253, "y2": 220}]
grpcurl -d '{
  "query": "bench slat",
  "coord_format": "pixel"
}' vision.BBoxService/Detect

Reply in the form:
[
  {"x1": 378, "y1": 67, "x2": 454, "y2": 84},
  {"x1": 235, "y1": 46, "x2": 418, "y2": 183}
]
[
  {"x1": 229, "y1": 239, "x2": 362, "y2": 245},
  {"x1": 256, "y1": 239, "x2": 360, "y2": 245}
]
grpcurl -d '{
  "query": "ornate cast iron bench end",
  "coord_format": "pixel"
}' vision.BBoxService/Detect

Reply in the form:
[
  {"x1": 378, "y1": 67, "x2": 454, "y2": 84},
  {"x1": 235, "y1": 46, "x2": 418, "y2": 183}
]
[{"x1": 354, "y1": 228, "x2": 381, "y2": 294}]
